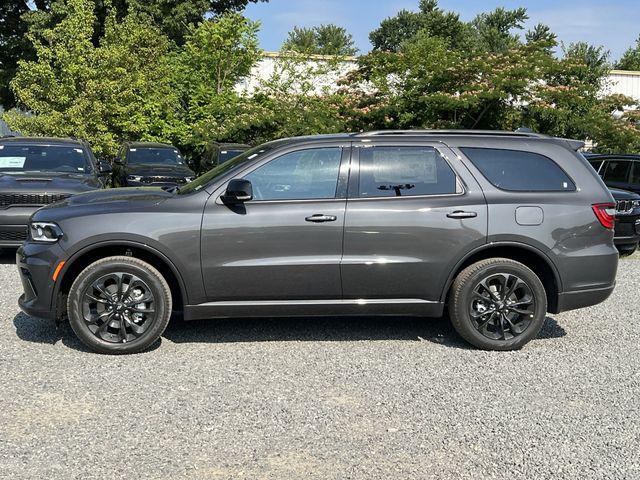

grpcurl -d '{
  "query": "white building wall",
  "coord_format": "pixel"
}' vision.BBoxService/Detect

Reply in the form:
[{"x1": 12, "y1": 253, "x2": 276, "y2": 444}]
[{"x1": 240, "y1": 53, "x2": 640, "y2": 105}]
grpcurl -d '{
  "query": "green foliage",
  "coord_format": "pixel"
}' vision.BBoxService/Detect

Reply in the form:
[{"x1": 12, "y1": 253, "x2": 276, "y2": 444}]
[
  {"x1": 168, "y1": 12, "x2": 262, "y2": 156},
  {"x1": 369, "y1": 0, "x2": 470, "y2": 53},
  {"x1": 350, "y1": 2, "x2": 640, "y2": 151},
  {"x1": 0, "y1": 1, "x2": 33, "y2": 108},
  {"x1": 283, "y1": 24, "x2": 358, "y2": 56},
  {"x1": 4, "y1": 0, "x2": 176, "y2": 158},
  {"x1": 616, "y1": 35, "x2": 640, "y2": 71}
]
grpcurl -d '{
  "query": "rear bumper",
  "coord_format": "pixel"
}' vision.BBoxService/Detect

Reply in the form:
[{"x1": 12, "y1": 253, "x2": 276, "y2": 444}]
[{"x1": 556, "y1": 284, "x2": 615, "y2": 314}]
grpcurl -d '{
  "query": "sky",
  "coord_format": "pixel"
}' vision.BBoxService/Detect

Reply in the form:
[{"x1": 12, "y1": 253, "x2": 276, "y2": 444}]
[{"x1": 243, "y1": 0, "x2": 640, "y2": 61}]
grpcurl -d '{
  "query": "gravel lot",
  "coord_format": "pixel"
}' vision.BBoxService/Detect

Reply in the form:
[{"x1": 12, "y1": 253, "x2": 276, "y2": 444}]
[{"x1": 0, "y1": 250, "x2": 639, "y2": 480}]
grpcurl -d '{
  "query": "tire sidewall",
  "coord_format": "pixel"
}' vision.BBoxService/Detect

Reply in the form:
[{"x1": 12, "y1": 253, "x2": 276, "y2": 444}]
[
  {"x1": 451, "y1": 261, "x2": 547, "y2": 351},
  {"x1": 68, "y1": 258, "x2": 171, "y2": 354}
]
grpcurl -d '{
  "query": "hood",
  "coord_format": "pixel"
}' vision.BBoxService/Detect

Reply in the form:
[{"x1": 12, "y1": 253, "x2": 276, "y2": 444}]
[
  {"x1": 609, "y1": 187, "x2": 640, "y2": 201},
  {"x1": 125, "y1": 163, "x2": 195, "y2": 178},
  {"x1": 0, "y1": 171, "x2": 100, "y2": 193},
  {"x1": 32, "y1": 187, "x2": 175, "y2": 223}
]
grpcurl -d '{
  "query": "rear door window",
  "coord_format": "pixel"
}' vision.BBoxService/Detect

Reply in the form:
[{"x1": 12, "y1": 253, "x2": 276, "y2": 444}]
[
  {"x1": 460, "y1": 147, "x2": 575, "y2": 192},
  {"x1": 602, "y1": 160, "x2": 632, "y2": 183},
  {"x1": 357, "y1": 146, "x2": 458, "y2": 198},
  {"x1": 629, "y1": 161, "x2": 640, "y2": 185}
]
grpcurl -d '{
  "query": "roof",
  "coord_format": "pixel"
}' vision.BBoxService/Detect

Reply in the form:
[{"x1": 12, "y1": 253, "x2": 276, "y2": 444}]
[
  {"x1": 265, "y1": 130, "x2": 584, "y2": 150},
  {"x1": 583, "y1": 153, "x2": 640, "y2": 160},
  {"x1": 0, "y1": 136, "x2": 87, "y2": 146},
  {"x1": 124, "y1": 141, "x2": 177, "y2": 149}
]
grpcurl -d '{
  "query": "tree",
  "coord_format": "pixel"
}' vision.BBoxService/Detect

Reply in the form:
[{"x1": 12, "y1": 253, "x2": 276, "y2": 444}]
[
  {"x1": 369, "y1": 0, "x2": 470, "y2": 53},
  {"x1": 0, "y1": 0, "x2": 269, "y2": 108},
  {"x1": 4, "y1": 0, "x2": 176, "y2": 157},
  {"x1": 616, "y1": 35, "x2": 640, "y2": 71},
  {"x1": 0, "y1": 1, "x2": 33, "y2": 108},
  {"x1": 168, "y1": 12, "x2": 261, "y2": 159},
  {"x1": 283, "y1": 24, "x2": 357, "y2": 56}
]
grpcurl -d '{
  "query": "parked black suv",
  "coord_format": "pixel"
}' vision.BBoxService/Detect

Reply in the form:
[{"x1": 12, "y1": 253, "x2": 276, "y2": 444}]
[
  {"x1": 609, "y1": 188, "x2": 640, "y2": 255},
  {"x1": 18, "y1": 131, "x2": 618, "y2": 354},
  {"x1": 113, "y1": 142, "x2": 195, "y2": 188},
  {"x1": 0, "y1": 136, "x2": 110, "y2": 248},
  {"x1": 585, "y1": 153, "x2": 640, "y2": 194},
  {"x1": 194, "y1": 142, "x2": 251, "y2": 175}
]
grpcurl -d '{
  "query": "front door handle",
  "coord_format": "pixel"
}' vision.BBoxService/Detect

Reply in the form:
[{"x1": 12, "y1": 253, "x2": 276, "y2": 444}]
[
  {"x1": 305, "y1": 214, "x2": 337, "y2": 223},
  {"x1": 447, "y1": 211, "x2": 477, "y2": 219}
]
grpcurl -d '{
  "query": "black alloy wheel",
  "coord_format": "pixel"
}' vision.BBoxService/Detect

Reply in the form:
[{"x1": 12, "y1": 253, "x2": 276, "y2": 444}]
[
  {"x1": 469, "y1": 273, "x2": 536, "y2": 341},
  {"x1": 82, "y1": 272, "x2": 157, "y2": 344},
  {"x1": 67, "y1": 256, "x2": 172, "y2": 354}
]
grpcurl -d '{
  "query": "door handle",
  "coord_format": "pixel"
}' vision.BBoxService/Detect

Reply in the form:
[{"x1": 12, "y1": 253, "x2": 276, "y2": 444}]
[
  {"x1": 447, "y1": 211, "x2": 477, "y2": 219},
  {"x1": 305, "y1": 214, "x2": 337, "y2": 223}
]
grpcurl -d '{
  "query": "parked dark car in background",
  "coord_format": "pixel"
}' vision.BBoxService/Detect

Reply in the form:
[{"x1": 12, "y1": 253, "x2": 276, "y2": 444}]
[
  {"x1": 585, "y1": 153, "x2": 640, "y2": 194},
  {"x1": 609, "y1": 188, "x2": 640, "y2": 256},
  {"x1": 112, "y1": 142, "x2": 195, "y2": 188},
  {"x1": 0, "y1": 136, "x2": 110, "y2": 248},
  {"x1": 17, "y1": 130, "x2": 618, "y2": 354},
  {"x1": 194, "y1": 142, "x2": 251, "y2": 174}
]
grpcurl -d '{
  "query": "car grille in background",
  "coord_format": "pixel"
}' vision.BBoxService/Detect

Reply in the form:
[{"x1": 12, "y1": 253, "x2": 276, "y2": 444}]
[
  {"x1": 142, "y1": 176, "x2": 186, "y2": 184},
  {"x1": 616, "y1": 200, "x2": 635, "y2": 215},
  {"x1": 0, "y1": 193, "x2": 70, "y2": 209},
  {"x1": 0, "y1": 228, "x2": 28, "y2": 242}
]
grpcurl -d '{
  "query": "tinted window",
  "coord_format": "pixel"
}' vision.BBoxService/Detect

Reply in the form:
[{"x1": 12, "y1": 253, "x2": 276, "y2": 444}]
[
  {"x1": 588, "y1": 159, "x2": 604, "y2": 173},
  {"x1": 245, "y1": 147, "x2": 342, "y2": 201},
  {"x1": 630, "y1": 161, "x2": 640, "y2": 185},
  {"x1": 461, "y1": 148, "x2": 575, "y2": 192},
  {"x1": 358, "y1": 146, "x2": 457, "y2": 198},
  {"x1": 218, "y1": 149, "x2": 246, "y2": 164},
  {"x1": 128, "y1": 147, "x2": 185, "y2": 166},
  {"x1": 602, "y1": 160, "x2": 631, "y2": 183},
  {"x1": 0, "y1": 144, "x2": 88, "y2": 173}
]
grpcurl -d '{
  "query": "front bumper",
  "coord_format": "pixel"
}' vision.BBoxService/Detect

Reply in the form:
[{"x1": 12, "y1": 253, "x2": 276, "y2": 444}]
[
  {"x1": 16, "y1": 242, "x2": 66, "y2": 320},
  {"x1": 0, "y1": 206, "x2": 39, "y2": 247}
]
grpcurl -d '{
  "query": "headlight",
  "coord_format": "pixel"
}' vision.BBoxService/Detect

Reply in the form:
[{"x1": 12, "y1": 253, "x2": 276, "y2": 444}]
[
  {"x1": 30, "y1": 222, "x2": 63, "y2": 243},
  {"x1": 127, "y1": 175, "x2": 143, "y2": 182}
]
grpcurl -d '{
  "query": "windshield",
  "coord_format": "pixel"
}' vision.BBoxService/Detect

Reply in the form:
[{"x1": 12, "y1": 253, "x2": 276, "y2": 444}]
[
  {"x1": 219, "y1": 149, "x2": 247, "y2": 164},
  {"x1": 128, "y1": 147, "x2": 185, "y2": 166},
  {"x1": 0, "y1": 144, "x2": 89, "y2": 173},
  {"x1": 178, "y1": 144, "x2": 273, "y2": 195}
]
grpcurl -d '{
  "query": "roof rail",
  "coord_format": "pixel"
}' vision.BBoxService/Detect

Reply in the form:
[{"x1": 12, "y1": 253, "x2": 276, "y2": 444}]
[{"x1": 354, "y1": 129, "x2": 548, "y2": 138}]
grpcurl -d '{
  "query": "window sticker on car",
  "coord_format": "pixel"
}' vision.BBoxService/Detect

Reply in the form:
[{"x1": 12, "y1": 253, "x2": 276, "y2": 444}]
[
  {"x1": 0, "y1": 156, "x2": 27, "y2": 168},
  {"x1": 74, "y1": 148, "x2": 83, "y2": 153},
  {"x1": 130, "y1": 148, "x2": 137, "y2": 152}
]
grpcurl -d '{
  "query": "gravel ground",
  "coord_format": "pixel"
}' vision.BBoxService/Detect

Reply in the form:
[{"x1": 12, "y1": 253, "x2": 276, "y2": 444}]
[{"x1": 0, "y1": 250, "x2": 639, "y2": 480}]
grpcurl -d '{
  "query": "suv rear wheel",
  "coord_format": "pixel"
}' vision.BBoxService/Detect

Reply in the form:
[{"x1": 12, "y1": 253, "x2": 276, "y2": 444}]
[
  {"x1": 448, "y1": 258, "x2": 547, "y2": 351},
  {"x1": 67, "y1": 256, "x2": 172, "y2": 354}
]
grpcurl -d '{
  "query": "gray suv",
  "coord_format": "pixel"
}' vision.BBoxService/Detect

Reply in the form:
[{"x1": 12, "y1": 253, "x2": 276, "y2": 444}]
[{"x1": 17, "y1": 131, "x2": 618, "y2": 354}]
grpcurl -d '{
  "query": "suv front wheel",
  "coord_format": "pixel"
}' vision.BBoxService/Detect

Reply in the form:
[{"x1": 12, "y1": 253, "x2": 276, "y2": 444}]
[
  {"x1": 448, "y1": 258, "x2": 547, "y2": 351},
  {"x1": 67, "y1": 256, "x2": 172, "y2": 354}
]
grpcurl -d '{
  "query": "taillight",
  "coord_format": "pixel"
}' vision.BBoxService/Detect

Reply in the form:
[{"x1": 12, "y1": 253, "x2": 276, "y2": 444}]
[{"x1": 592, "y1": 203, "x2": 616, "y2": 229}]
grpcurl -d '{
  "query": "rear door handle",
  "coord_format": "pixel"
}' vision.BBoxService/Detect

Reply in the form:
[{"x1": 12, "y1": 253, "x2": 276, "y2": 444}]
[
  {"x1": 447, "y1": 211, "x2": 477, "y2": 219},
  {"x1": 305, "y1": 214, "x2": 337, "y2": 223}
]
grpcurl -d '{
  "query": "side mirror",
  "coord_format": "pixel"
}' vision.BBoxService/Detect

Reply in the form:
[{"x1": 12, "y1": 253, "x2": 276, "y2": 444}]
[
  {"x1": 221, "y1": 179, "x2": 253, "y2": 204},
  {"x1": 98, "y1": 161, "x2": 113, "y2": 175},
  {"x1": 113, "y1": 158, "x2": 124, "y2": 165}
]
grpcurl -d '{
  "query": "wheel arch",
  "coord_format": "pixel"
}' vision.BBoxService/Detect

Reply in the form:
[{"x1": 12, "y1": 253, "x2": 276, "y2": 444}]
[
  {"x1": 441, "y1": 242, "x2": 562, "y2": 314},
  {"x1": 54, "y1": 241, "x2": 187, "y2": 317}
]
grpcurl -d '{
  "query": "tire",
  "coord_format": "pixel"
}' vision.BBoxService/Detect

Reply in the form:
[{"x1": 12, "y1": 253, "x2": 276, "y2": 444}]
[
  {"x1": 448, "y1": 258, "x2": 547, "y2": 351},
  {"x1": 617, "y1": 244, "x2": 638, "y2": 257},
  {"x1": 67, "y1": 256, "x2": 172, "y2": 354}
]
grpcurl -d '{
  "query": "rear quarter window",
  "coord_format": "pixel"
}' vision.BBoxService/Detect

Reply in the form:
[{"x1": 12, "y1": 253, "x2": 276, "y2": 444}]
[{"x1": 460, "y1": 147, "x2": 576, "y2": 192}]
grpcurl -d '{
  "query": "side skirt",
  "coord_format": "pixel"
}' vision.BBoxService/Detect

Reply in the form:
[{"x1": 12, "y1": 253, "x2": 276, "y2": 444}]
[{"x1": 183, "y1": 298, "x2": 444, "y2": 321}]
